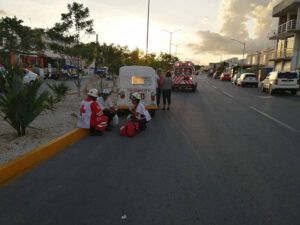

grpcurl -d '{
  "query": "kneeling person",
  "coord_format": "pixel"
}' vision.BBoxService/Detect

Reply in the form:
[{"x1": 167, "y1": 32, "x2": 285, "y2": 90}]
[
  {"x1": 77, "y1": 89, "x2": 108, "y2": 136},
  {"x1": 97, "y1": 89, "x2": 115, "y2": 131},
  {"x1": 130, "y1": 92, "x2": 151, "y2": 130}
]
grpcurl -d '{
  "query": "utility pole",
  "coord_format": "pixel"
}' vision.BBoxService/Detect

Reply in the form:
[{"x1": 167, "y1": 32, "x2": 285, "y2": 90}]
[
  {"x1": 95, "y1": 34, "x2": 98, "y2": 74},
  {"x1": 173, "y1": 44, "x2": 178, "y2": 56},
  {"x1": 146, "y1": 0, "x2": 150, "y2": 56},
  {"x1": 230, "y1": 38, "x2": 246, "y2": 72}
]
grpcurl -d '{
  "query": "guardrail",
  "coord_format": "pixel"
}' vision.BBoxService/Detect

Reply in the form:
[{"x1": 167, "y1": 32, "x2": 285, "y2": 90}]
[{"x1": 278, "y1": 19, "x2": 298, "y2": 34}]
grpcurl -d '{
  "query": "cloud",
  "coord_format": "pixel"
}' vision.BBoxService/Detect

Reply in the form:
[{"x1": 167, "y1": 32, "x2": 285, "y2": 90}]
[
  {"x1": 188, "y1": 0, "x2": 280, "y2": 55},
  {"x1": 0, "y1": 9, "x2": 7, "y2": 16},
  {"x1": 188, "y1": 30, "x2": 273, "y2": 55}
]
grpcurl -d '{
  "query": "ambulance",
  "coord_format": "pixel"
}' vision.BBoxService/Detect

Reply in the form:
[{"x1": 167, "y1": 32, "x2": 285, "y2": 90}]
[
  {"x1": 117, "y1": 66, "x2": 158, "y2": 116},
  {"x1": 172, "y1": 61, "x2": 197, "y2": 91}
]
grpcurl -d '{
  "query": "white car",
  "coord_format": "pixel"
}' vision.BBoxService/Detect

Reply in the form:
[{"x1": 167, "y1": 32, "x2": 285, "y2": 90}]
[
  {"x1": 23, "y1": 69, "x2": 40, "y2": 85},
  {"x1": 237, "y1": 73, "x2": 258, "y2": 87},
  {"x1": 261, "y1": 71, "x2": 299, "y2": 95}
]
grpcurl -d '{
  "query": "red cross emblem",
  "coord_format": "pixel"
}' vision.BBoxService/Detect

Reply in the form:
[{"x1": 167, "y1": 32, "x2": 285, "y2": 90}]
[{"x1": 80, "y1": 105, "x2": 86, "y2": 116}]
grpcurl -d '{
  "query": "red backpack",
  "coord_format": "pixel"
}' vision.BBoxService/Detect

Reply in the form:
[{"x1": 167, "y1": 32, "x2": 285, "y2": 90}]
[{"x1": 120, "y1": 121, "x2": 139, "y2": 137}]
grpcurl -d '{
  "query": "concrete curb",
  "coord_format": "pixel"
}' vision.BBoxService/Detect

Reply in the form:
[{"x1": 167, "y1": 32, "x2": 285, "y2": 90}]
[{"x1": 0, "y1": 128, "x2": 89, "y2": 186}]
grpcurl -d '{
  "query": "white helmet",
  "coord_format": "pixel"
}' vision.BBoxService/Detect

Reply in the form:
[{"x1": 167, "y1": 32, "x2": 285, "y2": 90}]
[
  {"x1": 102, "y1": 89, "x2": 110, "y2": 95},
  {"x1": 87, "y1": 89, "x2": 99, "y2": 98},
  {"x1": 132, "y1": 92, "x2": 141, "y2": 100}
]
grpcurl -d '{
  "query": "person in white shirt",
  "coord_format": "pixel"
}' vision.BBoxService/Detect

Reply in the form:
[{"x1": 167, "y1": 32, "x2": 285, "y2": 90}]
[
  {"x1": 130, "y1": 92, "x2": 151, "y2": 130},
  {"x1": 97, "y1": 89, "x2": 116, "y2": 130}
]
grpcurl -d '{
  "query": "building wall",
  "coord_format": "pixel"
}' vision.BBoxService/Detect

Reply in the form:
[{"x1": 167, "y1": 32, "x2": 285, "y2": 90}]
[{"x1": 247, "y1": 49, "x2": 274, "y2": 67}]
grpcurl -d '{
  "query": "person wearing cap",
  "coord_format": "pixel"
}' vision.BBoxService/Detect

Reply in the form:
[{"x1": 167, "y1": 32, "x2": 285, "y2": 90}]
[
  {"x1": 77, "y1": 89, "x2": 108, "y2": 136},
  {"x1": 130, "y1": 92, "x2": 151, "y2": 130},
  {"x1": 97, "y1": 89, "x2": 115, "y2": 130}
]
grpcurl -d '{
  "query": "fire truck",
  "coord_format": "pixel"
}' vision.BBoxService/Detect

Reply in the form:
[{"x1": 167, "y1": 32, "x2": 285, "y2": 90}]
[{"x1": 172, "y1": 61, "x2": 197, "y2": 92}]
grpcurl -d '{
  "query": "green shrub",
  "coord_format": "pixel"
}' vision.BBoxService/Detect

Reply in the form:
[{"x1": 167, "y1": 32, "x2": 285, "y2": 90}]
[
  {"x1": 0, "y1": 74, "x2": 52, "y2": 136},
  {"x1": 47, "y1": 82, "x2": 70, "y2": 103}
]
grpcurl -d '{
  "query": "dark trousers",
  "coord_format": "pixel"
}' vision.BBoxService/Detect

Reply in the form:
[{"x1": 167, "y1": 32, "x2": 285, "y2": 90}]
[
  {"x1": 103, "y1": 109, "x2": 115, "y2": 125},
  {"x1": 156, "y1": 88, "x2": 161, "y2": 106},
  {"x1": 162, "y1": 89, "x2": 171, "y2": 106}
]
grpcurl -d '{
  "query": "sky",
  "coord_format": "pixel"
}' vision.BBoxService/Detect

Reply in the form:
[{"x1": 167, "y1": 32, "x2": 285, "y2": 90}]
[{"x1": 0, "y1": 0, "x2": 281, "y2": 65}]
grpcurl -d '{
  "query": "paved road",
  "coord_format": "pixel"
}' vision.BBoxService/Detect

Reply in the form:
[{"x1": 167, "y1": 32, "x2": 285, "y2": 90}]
[{"x1": 1, "y1": 76, "x2": 300, "y2": 225}]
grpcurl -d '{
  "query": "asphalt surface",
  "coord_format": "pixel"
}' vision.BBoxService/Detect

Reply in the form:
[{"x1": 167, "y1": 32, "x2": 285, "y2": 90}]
[{"x1": 1, "y1": 75, "x2": 300, "y2": 225}]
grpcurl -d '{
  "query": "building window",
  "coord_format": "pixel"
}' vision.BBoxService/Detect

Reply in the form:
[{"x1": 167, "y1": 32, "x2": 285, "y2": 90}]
[
  {"x1": 286, "y1": 36, "x2": 295, "y2": 56},
  {"x1": 277, "y1": 39, "x2": 285, "y2": 57}
]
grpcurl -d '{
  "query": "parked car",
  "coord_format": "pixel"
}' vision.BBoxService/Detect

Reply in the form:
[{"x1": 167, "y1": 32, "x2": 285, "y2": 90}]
[
  {"x1": 237, "y1": 73, "x2": 258, "y2": 87},
  {"x1": 213, "y1": 71, "x2": 222, "y2": 79},
  {"x1": 261, "y1": 71, "x2": 299, "y2": 95},
  {"x1": 232, "y1": 73, "x2": 241, "y2": 85},
  {"x1": 220, "y1": 73, "x2": 231, "y2": 81},
  {"x1": 23, "y1": 69, "x2": 40, "y2": 85}
]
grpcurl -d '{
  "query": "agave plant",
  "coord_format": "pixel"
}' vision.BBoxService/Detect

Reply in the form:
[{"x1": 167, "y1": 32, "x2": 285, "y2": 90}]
[
  {"x1": 47, "y1": 82, "x2": 70, "y2": 103},
  {"x1": 0, "y1": 67, "x2": 52, "y2": 136}
]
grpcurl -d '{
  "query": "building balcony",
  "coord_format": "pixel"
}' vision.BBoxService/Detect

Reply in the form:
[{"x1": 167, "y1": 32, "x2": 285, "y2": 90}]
[
  {"x1": 269, "y1": 19, "x2": 300, "y2": 40},
  {"x1": 269, "y1": 48, "x2": 294, "y2": 61}
]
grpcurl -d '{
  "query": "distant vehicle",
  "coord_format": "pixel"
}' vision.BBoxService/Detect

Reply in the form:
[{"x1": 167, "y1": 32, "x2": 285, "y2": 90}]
[
  {"x1": 261, "y1": 71, "x2": 299, "y2": 95},
  {"x1": 106, "y1": 74, "x2": 113, "y2": 80},
  {"x1": 95, "y1": 67, "x2": 108, "y2": 77},
  {"x1": 61, "y1": 65, "x2": 78, "y2": 80},
  {"x1": 172, "y1": 61, "x2": 197, "y2": 92},
  {"x1": 213, "y1": 71, "x2": 222, "y2": 79},
  {"x1": 23, "y1": 69, "x2": 40, "y2": 85},
  {"x1": 232, "y1": 73, "x2": 241, "y2": 85},
  {"x1": 220, "y1": 73, "x2": 231, "y2": 81},
  {"x1": 237, "y1": 73, "x2": 258, "y2": 87}
]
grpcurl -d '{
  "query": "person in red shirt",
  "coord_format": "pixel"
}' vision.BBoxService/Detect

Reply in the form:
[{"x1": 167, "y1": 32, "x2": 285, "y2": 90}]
[{"x1": 77, "y1": 89, "x2": 108, "y2": 136}]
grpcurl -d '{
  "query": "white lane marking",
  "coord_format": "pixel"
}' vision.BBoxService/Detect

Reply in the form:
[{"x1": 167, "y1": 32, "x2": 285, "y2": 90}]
[
  {"x1": 257, "y1": 95, "x2": 273, "y2": 99},
  {"x1": 250, "y1": 106, "x2": 298, "y2": 133},
  {"x1": 222, "y1": 91, "x2": 234, "y2": 98},
  {"x1": 211, "y1": 85, "x2": 217, "y2": 89}
]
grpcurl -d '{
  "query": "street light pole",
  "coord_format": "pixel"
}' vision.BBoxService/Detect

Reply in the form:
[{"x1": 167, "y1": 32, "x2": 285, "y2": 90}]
[
  {"x1": 169, "y1": 33, "x2": 172, "y2": 55},
  {"x1": 146, "y1": 0, "x2": 150, "y2": 56},
  {"x1": 172, "y1": 44, "x2": 178, "y2": 56},
  {"x1": 231, "y1": 38, "x2": 246, "y2": 65},
  {"x1": 242, "y1": 42, "x2": 246, "y2": 64},
  {"x1": 162, "y1": 29, "x2": 181, "y2": 55}
]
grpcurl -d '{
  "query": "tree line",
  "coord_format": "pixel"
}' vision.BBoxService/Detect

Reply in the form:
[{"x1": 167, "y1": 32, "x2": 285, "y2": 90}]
[{"x1": 0, "y1": 2, "x2": 179, "y2": 75}]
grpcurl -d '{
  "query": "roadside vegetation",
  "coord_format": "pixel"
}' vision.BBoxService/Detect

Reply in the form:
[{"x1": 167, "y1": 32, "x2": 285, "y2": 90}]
[
  {"x1": 0, "y1": 65, "x2": 69, "y2": 137},
  {"x1": 0, "y1": 2, "x2": 180, "y2": 79}
]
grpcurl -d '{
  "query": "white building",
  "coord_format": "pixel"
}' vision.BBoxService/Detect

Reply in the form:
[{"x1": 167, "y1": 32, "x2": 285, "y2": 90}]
[{"x1": 269, "y1": 0, "x2": 300, "y2": 71}]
